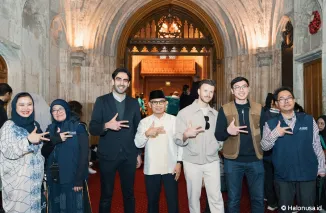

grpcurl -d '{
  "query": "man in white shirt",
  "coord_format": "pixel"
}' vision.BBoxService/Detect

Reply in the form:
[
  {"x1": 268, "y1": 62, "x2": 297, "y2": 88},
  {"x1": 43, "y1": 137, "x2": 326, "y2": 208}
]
[{"x1": 135, "y1": 90, "x2": 183, "y2": 213}]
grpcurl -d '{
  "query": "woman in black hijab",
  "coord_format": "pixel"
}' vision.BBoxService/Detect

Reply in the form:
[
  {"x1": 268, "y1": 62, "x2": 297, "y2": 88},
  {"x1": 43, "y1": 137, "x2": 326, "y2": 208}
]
[
  {"x1": 317, "y1": 115, "x2": 326, "y2": 150},
  {"x1": 0, "y1": 92, "x2": 49, "y2": 213},
  {"x1": 42, "y1": 99, "x2": 90, "y2": 213}
]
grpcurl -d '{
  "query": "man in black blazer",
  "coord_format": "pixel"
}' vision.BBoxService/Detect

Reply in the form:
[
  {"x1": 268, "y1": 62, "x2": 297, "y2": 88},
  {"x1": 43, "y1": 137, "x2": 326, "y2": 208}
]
[{"x1": 89, "y1": 68, "x2": 142, "y2": 213}]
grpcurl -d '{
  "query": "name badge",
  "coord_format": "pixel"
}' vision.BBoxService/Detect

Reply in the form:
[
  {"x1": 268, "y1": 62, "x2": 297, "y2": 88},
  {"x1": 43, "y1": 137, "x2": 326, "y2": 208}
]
[
  {"x1": 299, "y1": 127, "x2": 308, "y2": 131},
  {"x1": 68, "y1": 131, "x2": 77, "y2": 135}
]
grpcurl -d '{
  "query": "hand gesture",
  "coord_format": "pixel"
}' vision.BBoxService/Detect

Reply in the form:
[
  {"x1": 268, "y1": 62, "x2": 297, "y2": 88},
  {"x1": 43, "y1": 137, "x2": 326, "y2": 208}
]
[
  {"x1": 27, "y1": 127, "x2": 50, "y2": 143},
  {"x1": 275, "y1": 121, "x2": 293, "y2": 136},
  {"x1": 73, "y1": 186, "x2": 83, "y2": 192},
  {"x1": 183, "y1": 121, "x2": 204, "y2": 139},
  {"x1": 136, "y1": 155, "x2": 142, "y2": 168},
  {"x1": 172, "y1": 162, "x2": 182, "y2": 181},
  {"x1": 57, "y1": 128, "x2": 73, "y2": 142},
  {"x1": 145, "y1": 122, "x2": 166, "y2": 138},
  {"x1": 105, "y1": 113, "x2": 129, "y2": 131},
  {"x1": 227, "y1": 118, "x2": 248, "y2": 135}
]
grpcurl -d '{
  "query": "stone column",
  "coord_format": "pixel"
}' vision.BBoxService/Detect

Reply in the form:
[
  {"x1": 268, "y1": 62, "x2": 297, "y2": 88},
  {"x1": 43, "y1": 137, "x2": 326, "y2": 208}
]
[
  {"x1": 70, "y1": 46, "x2": 86, "y2": 100},
  {"x1": 256, "y1": 47, "x2": 273, "y2": 104}
]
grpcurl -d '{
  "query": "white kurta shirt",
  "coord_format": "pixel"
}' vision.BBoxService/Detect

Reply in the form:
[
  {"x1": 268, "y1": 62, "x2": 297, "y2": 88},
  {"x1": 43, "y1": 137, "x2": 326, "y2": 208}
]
[{"x1": 135, "y1": 113, "x2": 183, "y2": 175}]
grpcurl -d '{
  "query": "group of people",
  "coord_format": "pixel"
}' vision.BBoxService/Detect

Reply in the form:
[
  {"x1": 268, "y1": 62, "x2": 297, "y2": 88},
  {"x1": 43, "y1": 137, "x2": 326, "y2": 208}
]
[
  {"x1": 0, "y1": 66, "x2": 324, "y2": 213},
  {"x1": 0, "y1": 84, "x2": 93, "y2": 213},
  {"x1": 90, "y1": 68, "x2": 326, "y2": 213}
]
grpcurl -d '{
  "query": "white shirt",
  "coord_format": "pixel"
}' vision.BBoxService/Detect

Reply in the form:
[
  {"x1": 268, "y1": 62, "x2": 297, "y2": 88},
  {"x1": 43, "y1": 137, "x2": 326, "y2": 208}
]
[{"x1": 135, "y1": 113, "x2": 183, "y2": 175}]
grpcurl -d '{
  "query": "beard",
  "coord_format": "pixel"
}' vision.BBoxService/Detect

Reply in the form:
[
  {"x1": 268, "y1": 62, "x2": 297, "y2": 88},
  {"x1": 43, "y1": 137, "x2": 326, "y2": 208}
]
[
  {"x1": 113, "y1": 85, "x2": 128, "y2": 94},
  {"x1": 199, "y1": 95, "x2": 212, "y2": 104}
]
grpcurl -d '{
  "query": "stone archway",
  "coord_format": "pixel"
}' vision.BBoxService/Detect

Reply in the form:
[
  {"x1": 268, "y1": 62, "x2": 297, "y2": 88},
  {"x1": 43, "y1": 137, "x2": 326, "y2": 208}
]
[
  {"x1": 116, "y1": 0, "x2": 225, "y2": 106},
  {"x1": 0, "y1": 56, "x2": 8, "y2": 83}
]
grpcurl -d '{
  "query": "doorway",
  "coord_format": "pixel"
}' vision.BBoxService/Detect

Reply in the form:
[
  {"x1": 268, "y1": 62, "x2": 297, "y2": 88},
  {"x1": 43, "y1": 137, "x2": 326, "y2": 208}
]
[
  {"x1": 303, "y1": 58, "x2": 322, "y2": 119},
  {"x1": 0, "y1": 56, "x2": 8, "y2": 83}
]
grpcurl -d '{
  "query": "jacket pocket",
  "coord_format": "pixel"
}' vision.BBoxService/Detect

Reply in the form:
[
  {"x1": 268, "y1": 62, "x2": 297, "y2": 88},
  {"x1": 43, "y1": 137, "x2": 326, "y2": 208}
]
[
  {"x1": 206, "y1": 139, "x2": 221, "y2": 156},
  {"x1": 185, "y1": 139, "x2": 199, "y2": 156}
]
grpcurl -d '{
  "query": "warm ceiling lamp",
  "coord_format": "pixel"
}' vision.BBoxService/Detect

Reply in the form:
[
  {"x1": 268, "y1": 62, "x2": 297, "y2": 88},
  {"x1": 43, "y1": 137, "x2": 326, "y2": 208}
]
[{"x1": 158, "y1": 10, "x2": 182, "y2": 38}]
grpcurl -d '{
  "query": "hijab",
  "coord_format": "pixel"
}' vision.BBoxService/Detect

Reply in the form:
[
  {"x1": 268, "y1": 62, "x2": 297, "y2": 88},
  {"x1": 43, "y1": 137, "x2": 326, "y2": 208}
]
[
  {"x1": 50, "y1": 99, "x2": 70, "y2": 125},
  {"x1": 318, "y1": 115, "x2": 326, "y2": 141},
  {"x1": 48, "y1": 99, "x2": 80, "y2": 135},
  {"x1": 11, "y1": 92, "x2": 39, "y2": 133}
]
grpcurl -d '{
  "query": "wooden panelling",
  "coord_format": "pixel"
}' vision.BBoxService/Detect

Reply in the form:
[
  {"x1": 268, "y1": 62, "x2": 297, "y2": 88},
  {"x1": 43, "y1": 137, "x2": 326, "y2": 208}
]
[
  {"x1": 304, "y1": 58, "x2": 322, "y2": 119},
  {"x1": 141, "y1": 59, "x2": 195, "y2": 75}
]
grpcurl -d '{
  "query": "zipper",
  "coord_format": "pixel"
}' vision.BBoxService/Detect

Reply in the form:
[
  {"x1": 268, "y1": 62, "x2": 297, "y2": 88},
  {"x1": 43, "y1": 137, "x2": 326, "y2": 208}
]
[{"x1": 242, "y1": 109, "x2": 245, "y2": 124}]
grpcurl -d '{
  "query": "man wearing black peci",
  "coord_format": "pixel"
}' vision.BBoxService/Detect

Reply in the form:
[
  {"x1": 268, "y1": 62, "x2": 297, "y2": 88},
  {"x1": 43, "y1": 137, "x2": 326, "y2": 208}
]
[{"x1": 89, "y1": 68, "x2": 142, "y2": 213}]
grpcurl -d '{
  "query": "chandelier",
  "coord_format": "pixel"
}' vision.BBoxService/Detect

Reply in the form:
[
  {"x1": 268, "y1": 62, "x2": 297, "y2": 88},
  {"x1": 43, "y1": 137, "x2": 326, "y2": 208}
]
[{"x1": 158, "y1": 13, "x2": 182, "y2": 38}]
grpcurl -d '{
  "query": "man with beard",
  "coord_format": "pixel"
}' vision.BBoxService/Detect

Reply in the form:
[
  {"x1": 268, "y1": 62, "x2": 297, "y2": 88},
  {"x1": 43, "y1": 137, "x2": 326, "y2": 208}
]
[
  {"x1": 175, "y1": 79, "x2": 224, "y2": 213},
  {"x1": 261, "y1": 87, "x2": 325, "y2": 212},
  {"x1": 0, "y1": 83, "x2": 12, "y2": 128},
  {"x1": 215, "y1": 77, "x2": 265, "y2": 213},
  {"x1": 89, "y1": 68, "x2": 142, "y2": 213}
]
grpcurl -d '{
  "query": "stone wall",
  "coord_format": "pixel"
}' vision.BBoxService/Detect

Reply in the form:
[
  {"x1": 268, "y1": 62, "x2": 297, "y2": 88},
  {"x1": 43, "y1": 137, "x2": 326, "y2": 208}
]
[
  {"x1": 0, "y1": 0, "x2": 302, "y2": 124},
  {"x1": 292, "y1": 0, "x2": 323, "y2": 110}
]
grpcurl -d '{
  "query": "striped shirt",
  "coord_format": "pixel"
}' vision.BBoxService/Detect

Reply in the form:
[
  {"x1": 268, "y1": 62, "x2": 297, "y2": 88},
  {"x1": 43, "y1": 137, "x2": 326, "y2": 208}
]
[{"x1": 261, "y1": 113, "x2": 326, "y2": 175}]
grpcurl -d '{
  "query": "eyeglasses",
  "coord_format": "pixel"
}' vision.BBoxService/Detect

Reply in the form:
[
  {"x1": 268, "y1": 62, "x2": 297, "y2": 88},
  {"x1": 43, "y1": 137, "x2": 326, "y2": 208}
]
[
  {"x1": 204, "y1": 116, "x2": 210, "y2": 130},
  {"x1": 233, "y1": 85, "x2": 248, "y2": 91},
  {"x1": 150, "y1": 100, "x2": 166, "y2": 106},
  {"x1": 277, "y1": 97, "x2": 293, "y2": 104},
  {"x1": 52, "y1": 107, "x2": 65, "y2": 114}
]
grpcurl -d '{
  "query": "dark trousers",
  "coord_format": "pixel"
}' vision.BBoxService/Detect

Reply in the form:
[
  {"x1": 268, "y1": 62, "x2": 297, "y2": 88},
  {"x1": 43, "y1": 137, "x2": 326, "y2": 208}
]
[
  {"x1": 263, "y1": 160, "x2": 278, "y2": 206},
  {"x1": 224, "y1": 159, "x2": 264, "y2": 213},
  {"x1": 145, "y1": 174, "x2": 179, "y2": 213},
  {"x1": 274, "y1": 180, "x2": 316, "y2": 213},
  {"x1": 99, "y1": 153, "x2": 136, "y2": 213}
]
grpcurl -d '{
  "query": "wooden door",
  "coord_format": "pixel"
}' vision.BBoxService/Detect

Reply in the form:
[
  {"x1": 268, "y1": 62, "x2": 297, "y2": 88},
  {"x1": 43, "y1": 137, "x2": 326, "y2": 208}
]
[
  {"x1": 0, "y1": 56, "x2": 8, "y2": 83},
  {"x1": 304, "y1": 58, "x2": 322, "y2": 119}
]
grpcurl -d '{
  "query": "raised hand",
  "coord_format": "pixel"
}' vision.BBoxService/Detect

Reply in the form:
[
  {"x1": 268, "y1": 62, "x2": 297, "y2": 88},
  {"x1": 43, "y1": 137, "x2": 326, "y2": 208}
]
[
  {"x1": 57, "y1": 127, "x2": 73, "y2": 142},
  {"x1": 183, "y1": 121, "x2": 204, "y2": 139},
  {"x1": 227, "y1": 118, "x2": 248, "y2": 135},
  {"x1": 145, "y1": 122, "x2": 166, "y2": 138},
  {"x1": 275, "y1": 121, "x2": 293, "y2": 136},
  {"x1": 60, "y1": 132, "x2": 73, "y2": 141},
  {"x1": 27, "y1": 127, "x2": 50, "y2": 143},
  {"x1": 104, "y1": 113, "x2": 129, "y2": 131},
  {"x1": 73, "y1": 186, "x2": 83, "y2": 192}
]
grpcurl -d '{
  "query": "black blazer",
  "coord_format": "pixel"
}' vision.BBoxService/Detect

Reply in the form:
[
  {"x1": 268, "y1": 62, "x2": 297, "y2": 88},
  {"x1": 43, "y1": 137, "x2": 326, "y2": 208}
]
[{"x1": 89, "y1": 93, "x2": 141, "y2": 161}]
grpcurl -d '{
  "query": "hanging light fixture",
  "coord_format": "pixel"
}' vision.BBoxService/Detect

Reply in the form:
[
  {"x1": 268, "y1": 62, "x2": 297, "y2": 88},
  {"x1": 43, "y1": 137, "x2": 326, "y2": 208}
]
[{"x1": 158, "y1": 9, "x2": 182, "y2": 38}]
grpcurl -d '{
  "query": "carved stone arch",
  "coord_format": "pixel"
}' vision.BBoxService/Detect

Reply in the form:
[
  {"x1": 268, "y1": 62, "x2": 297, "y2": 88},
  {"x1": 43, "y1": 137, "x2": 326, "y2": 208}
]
[
  {"x1": 0, "y1": 56, "x2": 8, "y2": 83},
  {"x1": 115, "y1": 0, "x2": 225, "y2": 105},
  {"x1": 274, "y1": 16, "x2": 292, "y2": 50},
  {"x1": 116, "y1": 0, "x2": 224, "y2": 66},
  {"x1": 0, "y1": 42, "x2": 23, "y2": 93}
]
